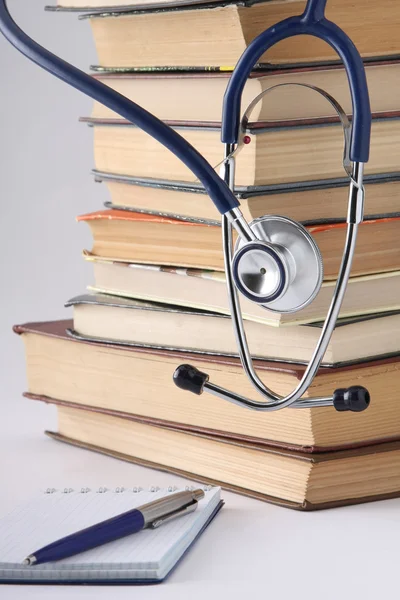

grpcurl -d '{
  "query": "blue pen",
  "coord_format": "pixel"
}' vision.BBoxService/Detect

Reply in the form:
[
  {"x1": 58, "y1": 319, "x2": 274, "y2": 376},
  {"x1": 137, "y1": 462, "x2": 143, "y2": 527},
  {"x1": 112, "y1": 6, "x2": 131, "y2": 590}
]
[{"x1": 23, "y1": 489, "x2": 205, "y2": 566}]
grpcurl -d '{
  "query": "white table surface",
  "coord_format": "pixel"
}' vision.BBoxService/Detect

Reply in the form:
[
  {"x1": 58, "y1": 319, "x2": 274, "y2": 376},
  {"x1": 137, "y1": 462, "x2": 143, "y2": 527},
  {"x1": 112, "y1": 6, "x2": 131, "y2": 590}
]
[{"x1": 1, "y1": 395, "x2": 399, "y2": 600}]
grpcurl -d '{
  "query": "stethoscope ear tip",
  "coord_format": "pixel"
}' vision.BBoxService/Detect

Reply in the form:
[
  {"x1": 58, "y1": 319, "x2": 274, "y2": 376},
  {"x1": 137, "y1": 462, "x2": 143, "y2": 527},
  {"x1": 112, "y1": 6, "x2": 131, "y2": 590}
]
[
  {"x1": 333, "y1": 386, "x2": 370, "y2": 412},
  {"x1": 173, "y1": 364, "x2": 209, "y2": 395}
]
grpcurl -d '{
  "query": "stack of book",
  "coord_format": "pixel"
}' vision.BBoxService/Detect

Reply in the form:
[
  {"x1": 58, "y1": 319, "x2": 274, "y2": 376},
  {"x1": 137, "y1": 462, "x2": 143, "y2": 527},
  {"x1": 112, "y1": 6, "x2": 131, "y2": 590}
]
[{"x1": 17, "y1": 0, "x2": 400, "y2": 509}]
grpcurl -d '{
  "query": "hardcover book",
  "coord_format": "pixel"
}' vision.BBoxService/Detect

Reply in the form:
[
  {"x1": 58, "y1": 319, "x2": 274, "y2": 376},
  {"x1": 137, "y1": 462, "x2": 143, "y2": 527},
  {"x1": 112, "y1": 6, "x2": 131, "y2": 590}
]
[
  {"x1": 80, "y1": 0, "x2": 400, "y2": 69},
  {"x1": 87, "y1": 114, "x2": 400, "y2": 186},
  {"x1": 78, "y1": 209, "x2": 400, "y2": 277},
  {"x1": 94, "y1": 170, "x2": 400, "y2": 225},
  {"x1": 66, "y1": 293, "x2": 400, "y2": 366},
  {"x1": 15, "y1": 319, "x2": 400, "y2": 451},
  {"x1": 88, "y1": 61, "x2": 400, "y2": 125},
  {"x1": 48, "y1": 405, "x2": 400, "y2": 511},
  {"x1": 87, "y1": 259, "x2": 400, "y2": 326}
]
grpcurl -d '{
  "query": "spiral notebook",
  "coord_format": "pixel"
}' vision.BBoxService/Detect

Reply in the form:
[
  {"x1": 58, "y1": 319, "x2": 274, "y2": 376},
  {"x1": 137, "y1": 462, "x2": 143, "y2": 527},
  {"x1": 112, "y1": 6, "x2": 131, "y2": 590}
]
[{"x1": 0, "y1": 485, "x2": 222, "y2": 584}]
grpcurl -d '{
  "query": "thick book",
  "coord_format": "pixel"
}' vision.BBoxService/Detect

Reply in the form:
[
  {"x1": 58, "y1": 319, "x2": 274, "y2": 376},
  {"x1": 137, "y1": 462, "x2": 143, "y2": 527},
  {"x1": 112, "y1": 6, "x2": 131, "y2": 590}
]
[
  {"x1": 87, "y1": 114, "x2": 400, "y2": 187},
  {"x1": 88, "y1": 61, "x2": 400, "y2": 125},
  {"x1": 88, "y1": 259, "x2": 400, "y2": 327},
  {"x1": 80, "y1": 0, "x2": 400, "y2": 70},
  {"x1": 15, "y1": 319, "x2": 400, "y2": 451},
  {"x1": 0, "y1": 486, "x2": 222, "y2": 584},
  {"x1": 78, "y1": 209, "x2": 400, "y2": 278},
  {"x1": 66, "y1": 293, "x2": 400, "y2": 366},
  {"x1": 47, "y1": 404, "x2": 400, "y2": 510},
  {"x1": 95, "y1": 170, "x2": 400, "y2": 225}
]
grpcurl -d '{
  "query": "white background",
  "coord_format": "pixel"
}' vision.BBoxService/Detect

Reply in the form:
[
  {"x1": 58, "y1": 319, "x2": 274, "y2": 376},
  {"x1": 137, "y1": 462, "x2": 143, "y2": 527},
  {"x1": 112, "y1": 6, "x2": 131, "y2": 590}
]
[{"x1": 1, "y1": 1, "x2": 399, "y2": 598}]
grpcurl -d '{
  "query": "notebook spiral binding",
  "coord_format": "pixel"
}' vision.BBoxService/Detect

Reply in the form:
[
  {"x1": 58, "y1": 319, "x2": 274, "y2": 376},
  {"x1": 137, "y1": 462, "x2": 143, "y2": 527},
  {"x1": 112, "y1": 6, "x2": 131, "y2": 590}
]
[{"x1": 44, "y1": 485, "x2": 213, "y2": 494}]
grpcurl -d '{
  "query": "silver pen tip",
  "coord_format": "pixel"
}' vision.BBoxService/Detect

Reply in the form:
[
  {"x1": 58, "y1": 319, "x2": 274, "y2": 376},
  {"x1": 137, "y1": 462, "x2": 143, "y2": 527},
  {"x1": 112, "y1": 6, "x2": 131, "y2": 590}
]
[
  {"x1": 23, "y1": 555, "x2": 37, "y2": 566},
  {"x1": 193, "y1": 489, "x2": 205, "y2": 502}
]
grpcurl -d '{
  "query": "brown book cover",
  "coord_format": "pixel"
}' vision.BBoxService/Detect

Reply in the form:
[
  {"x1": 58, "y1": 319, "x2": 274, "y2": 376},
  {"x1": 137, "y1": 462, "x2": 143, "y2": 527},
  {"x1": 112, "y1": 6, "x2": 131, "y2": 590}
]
[
  {"x1": 25, "y1": 391, "x2": 400, "y2": 455},
  {"x1": 44, "y1": 427, "x2": 400, "y2": 511},
  {"x1": 13, "y1": 318, "x2": 315, "y2": 375},
  {"x1": 15, "y1": 319, "x2": 400, "y2": 453},
  {"x1": 46, "y1": 430, "x2": 310, "y2": 509},
  {"x1": 17, "y1": 320, "x2": 400, "y2": 508}
]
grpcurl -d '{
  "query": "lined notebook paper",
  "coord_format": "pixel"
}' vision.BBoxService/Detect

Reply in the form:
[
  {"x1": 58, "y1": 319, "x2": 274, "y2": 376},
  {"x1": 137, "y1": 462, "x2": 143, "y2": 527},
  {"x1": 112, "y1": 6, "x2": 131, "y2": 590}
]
[{"x1": 0, "y1": 486, "x2": 222, "y2": 584}]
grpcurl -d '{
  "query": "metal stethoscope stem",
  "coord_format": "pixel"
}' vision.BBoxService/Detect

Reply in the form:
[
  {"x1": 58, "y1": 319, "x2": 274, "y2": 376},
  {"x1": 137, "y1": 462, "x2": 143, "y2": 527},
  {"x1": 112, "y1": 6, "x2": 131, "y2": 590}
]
[
  {"x1": 202, "y1": 161, "x2": 365, "y2": 411},
  {"x1": 174, "y1": 160, "x2": 370, "y2": 413}
]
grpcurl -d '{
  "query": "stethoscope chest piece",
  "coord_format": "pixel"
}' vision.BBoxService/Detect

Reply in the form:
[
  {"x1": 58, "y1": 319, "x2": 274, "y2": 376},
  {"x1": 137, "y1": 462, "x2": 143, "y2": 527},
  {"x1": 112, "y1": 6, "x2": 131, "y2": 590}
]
[{"x1": 232, "y1": 215, "x2": 323, "y2": 313}]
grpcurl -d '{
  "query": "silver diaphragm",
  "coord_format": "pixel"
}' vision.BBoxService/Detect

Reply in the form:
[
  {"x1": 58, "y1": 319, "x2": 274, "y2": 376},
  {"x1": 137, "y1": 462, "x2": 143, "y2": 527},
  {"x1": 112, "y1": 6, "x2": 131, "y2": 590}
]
[{"x1": 232, "y1": 215, "x2": 324, "y2": 313}]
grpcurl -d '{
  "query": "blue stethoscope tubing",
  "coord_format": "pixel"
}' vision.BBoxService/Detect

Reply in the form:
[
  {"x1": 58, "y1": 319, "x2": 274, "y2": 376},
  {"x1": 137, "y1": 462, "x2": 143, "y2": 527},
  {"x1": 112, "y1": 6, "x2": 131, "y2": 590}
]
[
  {"x1": 0, "y1": 0, "x2": 371, "y2": 205},
  {"x1": 0, "y1": 0, "x2": 372, "y2": 413},
  {"x1": 223, "y1": 0, "x2": 371, "y2": 162},
  {"x1": 0, "y1": 0, "x2": 238, "y2": 215}
]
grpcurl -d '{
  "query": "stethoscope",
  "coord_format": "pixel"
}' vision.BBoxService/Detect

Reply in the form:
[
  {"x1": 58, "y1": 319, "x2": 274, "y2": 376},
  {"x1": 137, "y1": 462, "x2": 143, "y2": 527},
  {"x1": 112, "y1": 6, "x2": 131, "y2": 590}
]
[{"x1": 0, "y1": 0, "x2": 372, "y2": 414}]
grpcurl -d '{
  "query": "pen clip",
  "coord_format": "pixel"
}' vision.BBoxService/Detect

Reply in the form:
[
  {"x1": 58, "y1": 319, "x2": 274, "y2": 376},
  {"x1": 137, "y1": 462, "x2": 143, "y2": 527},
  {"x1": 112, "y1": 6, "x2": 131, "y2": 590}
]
[{"x1": 149, "y1": 500, "x2": 198, "y2": 529}]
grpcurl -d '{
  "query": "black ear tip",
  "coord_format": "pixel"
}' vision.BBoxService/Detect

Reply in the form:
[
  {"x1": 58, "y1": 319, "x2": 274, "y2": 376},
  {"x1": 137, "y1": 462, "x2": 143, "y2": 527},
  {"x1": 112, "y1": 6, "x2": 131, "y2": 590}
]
[
  {"x1": 333, "y1": 386, "x2": 370, "y2": 412},
  {"x1": 173, "y1": 364, "x2": 209, "y2": 395}
]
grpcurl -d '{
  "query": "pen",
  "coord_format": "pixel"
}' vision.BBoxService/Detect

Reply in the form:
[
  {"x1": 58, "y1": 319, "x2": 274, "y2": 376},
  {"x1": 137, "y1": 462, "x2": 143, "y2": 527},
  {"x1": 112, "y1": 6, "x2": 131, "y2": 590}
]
[{"x1": 23, "y1": 488, "x2": 205, "y2": 566}]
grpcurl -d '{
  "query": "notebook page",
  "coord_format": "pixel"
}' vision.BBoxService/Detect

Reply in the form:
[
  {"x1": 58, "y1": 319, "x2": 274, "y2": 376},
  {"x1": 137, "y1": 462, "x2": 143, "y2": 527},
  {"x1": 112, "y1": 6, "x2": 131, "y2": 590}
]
[{"x1": 0, "y1": 486, "x2": 221, "y2": 582}]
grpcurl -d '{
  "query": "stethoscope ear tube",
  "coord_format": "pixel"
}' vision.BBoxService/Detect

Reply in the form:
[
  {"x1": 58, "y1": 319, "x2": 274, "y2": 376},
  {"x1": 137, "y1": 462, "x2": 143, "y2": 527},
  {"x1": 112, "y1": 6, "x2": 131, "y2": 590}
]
[
  {"x1": 221, "y1": 0, "x2": 372, "y2": 163},
  {"x1": 173, "y1": 364, "x2": 370, "y2": 413}
]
